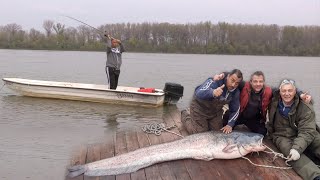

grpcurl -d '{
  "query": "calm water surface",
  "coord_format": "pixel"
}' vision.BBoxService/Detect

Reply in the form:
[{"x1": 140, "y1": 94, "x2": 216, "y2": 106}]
[{"x1": 0, "y1": 49, "x2": 319, "y2": 179}]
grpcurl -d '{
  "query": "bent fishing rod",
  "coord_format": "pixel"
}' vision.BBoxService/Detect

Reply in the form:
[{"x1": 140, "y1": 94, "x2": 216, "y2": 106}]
[{"x1": 62, "y1": 15, "x2": 111, "y2": 37}]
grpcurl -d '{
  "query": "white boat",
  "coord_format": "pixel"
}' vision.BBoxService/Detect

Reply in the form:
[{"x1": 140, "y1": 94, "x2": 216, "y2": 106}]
[{"x1": 2, "y1": 78, "x2": 183, "y2": 107}]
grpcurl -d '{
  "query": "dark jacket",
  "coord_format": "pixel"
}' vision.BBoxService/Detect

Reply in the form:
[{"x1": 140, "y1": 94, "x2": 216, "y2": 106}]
[
  {"x1": 106, "y1": 39, "x2": 125, "y2": 70},
  {"x1": 194, "y1": 75, "x2": 240, "y2": 127},
  {"x1": 266, "y1": 90, "x2": 317, "y2": 154},
  {"x1": 240, "y1": 82, "x2": 272, "y2": 122}
]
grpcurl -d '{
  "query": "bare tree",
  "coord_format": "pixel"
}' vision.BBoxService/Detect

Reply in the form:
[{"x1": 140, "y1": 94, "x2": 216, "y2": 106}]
[
  {"x1": 43, "y1": 20, "x2": 54, "y2": 37},
  {"x1": 53, "y1": 23, "x2": 65, "y2": 35}
]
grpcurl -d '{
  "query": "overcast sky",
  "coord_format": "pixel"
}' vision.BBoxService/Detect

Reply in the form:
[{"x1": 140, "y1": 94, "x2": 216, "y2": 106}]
[{"x1": 1, "y1": 0, "x2": 319, "y2": 31}]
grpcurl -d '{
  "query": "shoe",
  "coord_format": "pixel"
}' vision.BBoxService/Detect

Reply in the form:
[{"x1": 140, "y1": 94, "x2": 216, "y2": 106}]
[{"x1": 181, "y1": 108, "x2": 190, "y2": 116}]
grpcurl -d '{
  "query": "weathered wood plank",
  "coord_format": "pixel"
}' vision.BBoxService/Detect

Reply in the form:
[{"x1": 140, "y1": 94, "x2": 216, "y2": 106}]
[
  {"x1": 125, "y1": 130, "x2": 147, "y2": 180},
  {"x1": 161, "y1": 108, "x2": 191, "y2": 180},
  {"x1": 147, "y1": 128, "x2": 176, "y2": 180},
  {"x1": 84, "y1": 144, "x2": 101, "y2": 180},
  {"x1": 136, "y1": 131, "x2": 162, "y2": 180},
  {"x1": 168, "y1": 108, "x2": 189, "y2": 137},
  {"x1": 166, "y1": 107, "x2": 215, "y2": 179},
  {"x1": 115, "y1": 131, "x2": 131, "y2": 180},
  {"x1": 66, "y1": 145, "x2": 87, "y2": 180},
  {"x1": 99, "y1": 135, "x2": 116, "y2": 180}
]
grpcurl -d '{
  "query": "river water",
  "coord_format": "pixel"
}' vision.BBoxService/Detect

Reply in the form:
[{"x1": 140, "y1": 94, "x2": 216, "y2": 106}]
[{"x1": 0, "y1": 49, "x2": 319, "y2": 179}]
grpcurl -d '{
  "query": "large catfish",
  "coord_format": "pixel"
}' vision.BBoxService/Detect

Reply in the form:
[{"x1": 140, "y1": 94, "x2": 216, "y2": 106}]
[{"x1": 67, "y1": 131, "x2": 265, "y2": 177}]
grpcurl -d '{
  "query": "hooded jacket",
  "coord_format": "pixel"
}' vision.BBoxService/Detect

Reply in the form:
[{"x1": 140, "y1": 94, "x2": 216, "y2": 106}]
[{"x1": 105, "y1": 39, "x2": 125, "y2": 70}]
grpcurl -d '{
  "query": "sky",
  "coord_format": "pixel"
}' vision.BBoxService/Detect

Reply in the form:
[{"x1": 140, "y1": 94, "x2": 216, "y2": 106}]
[{"x1": 1, "y1": 0, "x2": 319, "y2": 31}]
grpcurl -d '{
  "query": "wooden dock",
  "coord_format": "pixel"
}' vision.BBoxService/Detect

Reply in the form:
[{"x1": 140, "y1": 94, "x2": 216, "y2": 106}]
[{"x1": 65, "y1": 105, "x2": 301, "y2": 180}]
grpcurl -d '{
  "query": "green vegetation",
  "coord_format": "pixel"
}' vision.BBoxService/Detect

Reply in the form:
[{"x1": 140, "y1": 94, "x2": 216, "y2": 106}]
[{"x1": 0, "y1": 20, "x2": 319, "y2": 56}]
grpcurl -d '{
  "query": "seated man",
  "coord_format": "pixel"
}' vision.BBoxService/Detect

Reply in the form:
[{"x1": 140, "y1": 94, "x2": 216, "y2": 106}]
[
  {"x1": 266, "y1": 79, "x2": 320, "y2": 180},
  {"x1": 181, "y1": 69, "x2": 243, "y2": 134}
]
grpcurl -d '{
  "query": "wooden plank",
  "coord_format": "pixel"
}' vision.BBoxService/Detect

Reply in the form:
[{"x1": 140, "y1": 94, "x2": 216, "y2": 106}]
[
  {"x1": 136, "y1": 131, "x2": 162, "y2": 180},
  {"x1": 146, "y1": 129, "x2": 176, "y2": 180},
  {"x1": 115, "y1": 131, "x2": 131, "y2": 180},
  {"x1": 125, "y1": 130, "x2": 147, "y2": 180},
  {"x1": 84, "y1": 144, "x2": 101, "y2": 180},
  {"x1": 167, "y1": 106, "x2": 189, "y2": 137},
  {"x1": 167, "y1": 107, "x2": 216, "y2": 180},
  {"x1": 99, "y1": 135, "x2": 116, "y2": 180},
  {"x1": 66, "y1": 145, "x2": 87, "y2": 180},
  {"x1": 161, "y1": 108, "x2": 191, "y2": 180}
]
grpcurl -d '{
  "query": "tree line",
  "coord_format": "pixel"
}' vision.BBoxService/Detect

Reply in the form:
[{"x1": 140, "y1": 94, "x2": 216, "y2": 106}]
[{"x1": 0, "y1": 20, "x2": 319, "y2": 56}]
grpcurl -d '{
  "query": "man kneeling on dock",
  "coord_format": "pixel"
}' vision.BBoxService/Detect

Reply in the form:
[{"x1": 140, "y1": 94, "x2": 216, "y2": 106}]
[{"x1": 181, "y1": 69, "x2": 242, "y2": 134}]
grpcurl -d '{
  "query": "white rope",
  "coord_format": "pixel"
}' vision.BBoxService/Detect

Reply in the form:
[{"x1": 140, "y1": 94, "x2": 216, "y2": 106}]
[
  {"x1": 241, "y1": 156, "x2": 292, "y2": 169},
  {"x1": 142, "y1": 123, "x2": 184, "y2": 138},
  {"x1": 263, "y1": 144, "x2": 293, "y2": 166}
]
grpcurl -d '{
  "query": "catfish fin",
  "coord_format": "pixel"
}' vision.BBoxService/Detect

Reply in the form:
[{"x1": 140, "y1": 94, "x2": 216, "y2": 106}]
[{"x1": 222, "y1": 144, "x2": 238, "y2": 153}]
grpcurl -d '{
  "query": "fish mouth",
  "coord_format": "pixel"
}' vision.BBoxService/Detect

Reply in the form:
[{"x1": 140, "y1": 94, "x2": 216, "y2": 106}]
[{"x1": 258, "y1": 138, "x2": 266, "y2": 150}]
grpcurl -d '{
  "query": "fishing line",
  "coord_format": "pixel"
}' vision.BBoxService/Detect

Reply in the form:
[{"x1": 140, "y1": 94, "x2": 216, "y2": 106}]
[{"x1": 0, "y1": 83, "x2": 5, "y2": 92}]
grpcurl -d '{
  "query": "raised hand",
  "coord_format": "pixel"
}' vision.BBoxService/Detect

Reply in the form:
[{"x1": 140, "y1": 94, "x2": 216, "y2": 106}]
[
  {"x1": 213, "y1": 73, "x2": 225, "y2": 81},
  {"x1": 300, "y1": 92, "x2": 312, "y2": 104},
  {"x1": 213, "y1": 84, "x2": 225, "y2": 97}
]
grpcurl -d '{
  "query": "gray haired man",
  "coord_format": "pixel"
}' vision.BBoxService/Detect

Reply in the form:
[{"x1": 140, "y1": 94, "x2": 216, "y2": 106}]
[{"x1": 266, "y1": 79, "x2": 320, "y2": 180}]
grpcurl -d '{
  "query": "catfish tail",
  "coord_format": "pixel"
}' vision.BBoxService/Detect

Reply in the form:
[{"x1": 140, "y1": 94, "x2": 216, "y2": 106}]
[{"x1": 67, "y1": 165, "x2": 87, "y2": 178}]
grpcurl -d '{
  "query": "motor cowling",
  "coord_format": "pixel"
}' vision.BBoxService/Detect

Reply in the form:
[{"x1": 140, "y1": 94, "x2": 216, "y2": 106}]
[{"x1": 163, "y1": 82, "x2": 184, "y2": 104}]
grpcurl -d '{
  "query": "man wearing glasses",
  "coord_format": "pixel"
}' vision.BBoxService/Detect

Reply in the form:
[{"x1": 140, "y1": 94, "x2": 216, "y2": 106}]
[{"x1": 267, "y1": 79, "x2": 320, "y2": 180}]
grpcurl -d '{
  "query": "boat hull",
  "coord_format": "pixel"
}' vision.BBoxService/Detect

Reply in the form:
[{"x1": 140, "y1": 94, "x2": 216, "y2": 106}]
[{"x1": 3, "y1": 78, "x2": 165, "y2": 107}]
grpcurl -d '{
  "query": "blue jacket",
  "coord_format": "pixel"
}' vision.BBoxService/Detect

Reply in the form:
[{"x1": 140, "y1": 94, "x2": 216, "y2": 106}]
[{"x1": 194, "y1": 77, "x2": 240, "y2": 127}]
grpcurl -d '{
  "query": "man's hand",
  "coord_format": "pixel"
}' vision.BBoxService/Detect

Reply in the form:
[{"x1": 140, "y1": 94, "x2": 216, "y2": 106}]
[
  {"x1": 287, "y1": 149, "x2": 300, "y2": 161},
  {"x1": 300, "y1": 92, "x2": 311, "y2": 104},
  {"x1": 213, "y1": 73, "x2": 225, "y2": 81},
  {"x1": 104, "y1": 34, "x2": 111, "y2": 39},
  {"x1": 213, "y1": 84, "x2": 225, "y2": 97},
  {"x1": 221, "y1": 125, "x2": 232, "y2": 134}
]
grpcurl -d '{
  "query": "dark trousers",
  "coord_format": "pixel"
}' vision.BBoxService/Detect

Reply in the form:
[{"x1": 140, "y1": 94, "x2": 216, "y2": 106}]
[
  {"x1": 273, "y1": 134, "x2": 320, "y2": 180},
  {"x1": 106, "y1": 67, "x2": 120, "y2": 89},
  {"x1": 223, "y1": 110, "x2": 267, "y2": 136}
]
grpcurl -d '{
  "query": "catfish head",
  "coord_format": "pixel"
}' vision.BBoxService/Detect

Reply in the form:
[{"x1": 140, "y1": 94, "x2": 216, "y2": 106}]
[{"x1": 233, "y1": 131, "x2": 266, "y2": 153}]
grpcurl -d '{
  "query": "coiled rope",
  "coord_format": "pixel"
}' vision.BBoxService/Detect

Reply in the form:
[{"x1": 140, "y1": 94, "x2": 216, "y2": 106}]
[{"x1": 142, "y1": 123, "x2": 184, "y2": 138}]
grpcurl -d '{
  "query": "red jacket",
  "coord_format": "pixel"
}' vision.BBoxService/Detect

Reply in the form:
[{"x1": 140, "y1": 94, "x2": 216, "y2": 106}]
[{"x1": 240, "y1": 82, "x2": 272, "y2": 122}]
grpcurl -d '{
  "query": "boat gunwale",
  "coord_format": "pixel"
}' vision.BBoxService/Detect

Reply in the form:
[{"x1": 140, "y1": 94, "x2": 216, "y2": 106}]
[{"x1": 2, "y1": 78, "x2": 165, "y2": 97}]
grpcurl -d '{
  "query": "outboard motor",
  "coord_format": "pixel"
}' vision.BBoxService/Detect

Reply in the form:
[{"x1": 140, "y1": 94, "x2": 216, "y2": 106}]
[{"x1": 163, "y1": 82, "x2": 184, "y2": 104}]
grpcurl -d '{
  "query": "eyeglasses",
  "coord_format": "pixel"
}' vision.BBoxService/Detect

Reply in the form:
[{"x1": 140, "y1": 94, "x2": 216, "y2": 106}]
[
  {"x1": 279, "y1": 79, "x2": 295, "y2": 89},
  {"x1": 282, "y1": 79, "x2": 295, "y2": 84}
]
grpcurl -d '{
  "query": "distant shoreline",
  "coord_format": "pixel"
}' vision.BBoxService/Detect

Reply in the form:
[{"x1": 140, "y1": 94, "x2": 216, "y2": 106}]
[{"x1": 1, "y1": 21, "x2": 319, "y2": 56}]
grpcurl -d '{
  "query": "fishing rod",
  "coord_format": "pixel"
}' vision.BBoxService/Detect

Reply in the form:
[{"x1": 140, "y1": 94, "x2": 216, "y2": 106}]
[{"x1": 62, "y1": 15, "x2": 107, "y2": 36}]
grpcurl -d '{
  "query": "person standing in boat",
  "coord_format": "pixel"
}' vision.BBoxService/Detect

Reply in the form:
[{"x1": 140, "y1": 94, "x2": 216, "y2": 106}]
[
  {"x1": 104, "y1": 34, "x2": 125, "y2": 89},
  {"x1": 181, "y1": 69, "x2": 243, "y2": 134},
  {"x1": 266, "y1": 79, "x2": 320, "y2": 180}
]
